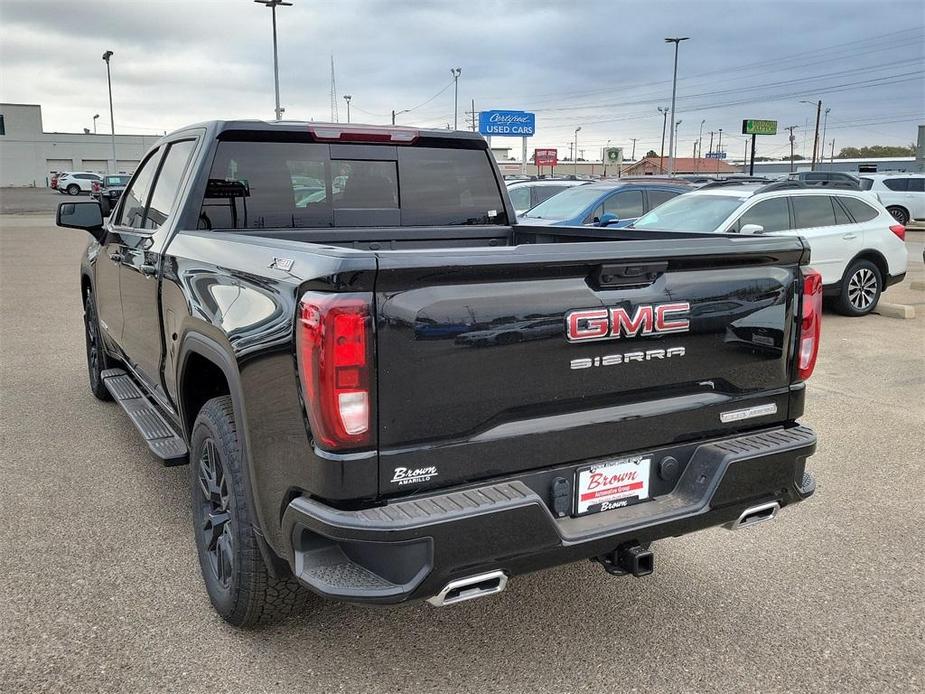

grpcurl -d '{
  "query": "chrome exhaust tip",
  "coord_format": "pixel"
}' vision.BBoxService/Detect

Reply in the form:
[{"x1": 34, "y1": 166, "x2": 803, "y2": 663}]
[
  {"x1": 724, "y1": 501, "x2": 780, "y2": 531},
  {"x1": 426, "y1": 570, "x2": 508, "y2": 607}
]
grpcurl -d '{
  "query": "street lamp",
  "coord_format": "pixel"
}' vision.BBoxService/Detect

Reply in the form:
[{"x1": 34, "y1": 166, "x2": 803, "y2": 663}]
[
  {"x1": 92, "y1": 114, "x2": 100, "y2": 134},
  {"x1": 391, "y1": 108, "x2": 411, "y2": 125},
  {"x1": 657, "y1": 106, "x2": 669, "y2": 166},
  {"x1": 664, "y1": 36, "x2": 689, "y2": 176},
  {"x1": 254, "y1": 0, "x2": 293, "y2": 121},
  {"x1": 800, "y1": 99, "x2": 823, "y2": 170},
  {"x1": 101, "y1": 51, "x2": 116, "y2": 173},
  {"x1": 574, "y1": 126, "x2": 581, "y2": 175},
  {"x1": 450, "y1": 67, "x2": 462, "y2": 130},
  {"x1": 343, "y1": 94, "x2": 351, "y2": 123},
  {"x1": 821, "y1": 107, "x2": 831, "y2": 169}
]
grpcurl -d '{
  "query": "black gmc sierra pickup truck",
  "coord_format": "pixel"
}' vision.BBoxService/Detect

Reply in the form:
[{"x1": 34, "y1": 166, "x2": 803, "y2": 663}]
[{"x1": 57, "y1": 121, "x2": 820, "y2": 627}]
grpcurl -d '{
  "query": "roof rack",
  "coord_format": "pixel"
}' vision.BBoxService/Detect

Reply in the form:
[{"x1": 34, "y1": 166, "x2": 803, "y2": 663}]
[
  {"x1": 754, "y1": 180, "x2": 809, "y2": 193},
  {"x1": 698, "y1": 178, "x2": 767, "y2": 189}
]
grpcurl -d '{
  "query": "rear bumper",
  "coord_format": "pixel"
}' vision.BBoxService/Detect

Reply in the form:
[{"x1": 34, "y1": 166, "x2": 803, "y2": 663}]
[{"x1": 281, "y1": 424, "x2": 816, "y2": 605}]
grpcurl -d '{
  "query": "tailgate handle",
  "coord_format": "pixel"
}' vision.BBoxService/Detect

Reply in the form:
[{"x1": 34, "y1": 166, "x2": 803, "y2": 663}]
[{"x1": 597, "y1": 262, "x2": 667, "y2": 288}]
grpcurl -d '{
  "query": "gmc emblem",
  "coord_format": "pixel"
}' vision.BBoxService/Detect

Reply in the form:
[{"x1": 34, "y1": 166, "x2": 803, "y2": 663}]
[{"x1": 565, "y1": 302, "x2": 690, "y2": 342}]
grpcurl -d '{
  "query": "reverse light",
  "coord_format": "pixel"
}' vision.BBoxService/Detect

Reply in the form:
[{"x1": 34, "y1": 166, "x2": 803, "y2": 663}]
[
  {"x1": 296, "y1": 293, "x2": 374, "y2": 450},
  {"x1": 889, "y1": 224, "x2": 906, "y2": 241},
  {"x1": 797, "y1": 268, "x2": 823, "y2": 382}
]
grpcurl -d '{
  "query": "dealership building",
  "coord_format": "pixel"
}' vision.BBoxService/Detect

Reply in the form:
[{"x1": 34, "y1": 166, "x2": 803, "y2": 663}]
[{"x1": 0, "y1": 103, "x2": 161, "y2": 187}]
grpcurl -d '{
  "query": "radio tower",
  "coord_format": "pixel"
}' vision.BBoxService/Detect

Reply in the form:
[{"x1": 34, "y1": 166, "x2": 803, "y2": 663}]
[{"x1": 330, "y1": 55, "x2": 339, "y2": 122}]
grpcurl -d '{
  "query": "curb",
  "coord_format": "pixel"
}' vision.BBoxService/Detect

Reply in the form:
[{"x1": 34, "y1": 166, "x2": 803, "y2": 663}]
[{"x1": 874, "y1": 302, "x2": 915, "y2": 319}]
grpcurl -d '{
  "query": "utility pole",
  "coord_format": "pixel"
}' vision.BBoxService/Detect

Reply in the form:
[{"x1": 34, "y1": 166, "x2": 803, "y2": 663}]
[
  {"x1": 330, "y1": 56, "x2": 339, "y2": 122},
  {"x1": 811, "y1": 99, "x2": 822, "y2": 171},
  {"x1": 343, "y1": 94, "x2": 351, "y2": 123},
  {"x1": 707, "y1": 131, "x2": 714, "y2": 159},
  {"x1": 716, "y1": 128, "x2": 723, "y2": 174},
  {"x1": 450, "y1": 67, "x2": 462, "y2": 130},
  {"x1": 697, "y1": 119, "x2": 705, "y2": 159},
  {"x1": 102, "y1": 51, "x2": 116, "y2": 173},
  {"x1": 830, "y1": 139, "x2": 836, "y2": 164},
  {"x1": 574, "y1": 127, "x2": 581, "y2": 175},
  {"x1": 466, "y1": 99, "x2": 477, "y2": 132},
  {"x1": 786, "y1": 125, "x2": 798, "y2": 173},
  {"x1": 630, "y1": 137, "x2": 637, "y2": 161},
  {"x1": 254, "y1": 0, "x2": 293, "y2": 121},
  {"x1": 658, "y1": 106, "x2": 669, "y2": 167},
  {"x1": 664, "y1": 36, "x2": 689, "y2": 176}
]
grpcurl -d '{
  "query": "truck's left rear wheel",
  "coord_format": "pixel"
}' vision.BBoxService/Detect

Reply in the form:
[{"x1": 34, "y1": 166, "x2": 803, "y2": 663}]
[{"x1": 190, "y1": 396, "x2": 309, "y2": 627}]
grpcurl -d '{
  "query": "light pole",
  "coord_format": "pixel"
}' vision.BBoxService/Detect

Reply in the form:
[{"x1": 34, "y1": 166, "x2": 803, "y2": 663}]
[
  {"x1": 603, "y1": 138, "x2": 612, "y2": 177},
  {"x1": 574, "y1": 127, "x2": 581, "y2": 175},
  {"x1": 800, "y1": 99, "x2": 823, "y2": 171},
  {"x1": 391, "y1": 108, "x2": 411, "y2": 125},
  {"x1": 697, "y1": 119, "x2": 705, "y2": 159},
  {"x1": 820, "y1": 107, "x2": 831, "y2": 169},
  {"x1": 255, "y1": 0, "x2": 293, "y2": 121},
  {"x1": 101, "y1": 51, "x2": 116, "y2": 173},
  {"x1": 343, "y1": 95, "x2": 351, "y2": 123},
  {"x1": 658, "y1": 106, "x2": 669, "y2": 167},
  {"x1": 716, "y1": 127, "x2": 723, "y2": 173},
  {"x1": 450, "y1": 67, "x2": 462, "y2": 130},
  {"x1": 664, "y1": 36, "x2": 689, "y2": 176},
  {"x1": 92, "y1": 114, "x2": 100, "y2": 134}
]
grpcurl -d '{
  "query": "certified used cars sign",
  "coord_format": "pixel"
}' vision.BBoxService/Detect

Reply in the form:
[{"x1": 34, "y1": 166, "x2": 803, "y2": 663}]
[{"x1": 479, "y1": 110, "x2": 536, "y2": 136}]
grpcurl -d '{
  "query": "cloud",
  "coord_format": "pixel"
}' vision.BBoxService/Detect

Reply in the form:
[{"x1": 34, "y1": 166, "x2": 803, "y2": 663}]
[{"x1": 0, "y1": 0, "x2": 922, "y2": 156}]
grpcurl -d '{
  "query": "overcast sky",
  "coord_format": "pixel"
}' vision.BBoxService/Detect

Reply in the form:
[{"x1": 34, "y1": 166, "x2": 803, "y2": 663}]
[{"x1": 1, "y1": 0, "x2": 923, "y2": 160}]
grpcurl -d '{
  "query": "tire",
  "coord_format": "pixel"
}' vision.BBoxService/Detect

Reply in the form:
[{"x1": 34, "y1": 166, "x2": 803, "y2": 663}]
[
  {"x1": 66, "y1": 184, "x2": 80, "y2": 196},
  {"x1": 886, "y1": 206, "x2": 909, "y2": 225},
  {"x1": 191, "y1": 396, "x2": 308, "y2": 627},
  {"x1": 83, "y1": 292, "x2": 112, "y2": 401},
  {"x1": 835, "y1": 259, "x2": 882, "y2": 316}
]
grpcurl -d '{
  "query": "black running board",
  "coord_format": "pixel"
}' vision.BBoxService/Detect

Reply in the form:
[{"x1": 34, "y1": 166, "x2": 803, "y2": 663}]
[{"x1": 101, "y1": 368, "x2": 188, "y2": 465}]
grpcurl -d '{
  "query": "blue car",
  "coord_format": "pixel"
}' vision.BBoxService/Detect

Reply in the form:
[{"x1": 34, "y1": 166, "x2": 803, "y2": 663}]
[{"x1": 518, "y1": 179, "x2": 691, "y2": 228}]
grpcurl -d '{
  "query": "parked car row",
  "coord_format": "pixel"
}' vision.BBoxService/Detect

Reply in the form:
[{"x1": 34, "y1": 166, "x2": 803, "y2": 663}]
[
  {"x1": 52, "y1": 171, "x2": 102, "y2": 196},
  {"x1": 513, "y1": 173, "x2": 916, "y2": 318}
]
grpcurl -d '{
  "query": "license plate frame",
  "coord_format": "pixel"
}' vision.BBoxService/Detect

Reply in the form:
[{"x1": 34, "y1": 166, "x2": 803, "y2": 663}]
[{"x1": 573, "y1": 455, "x2": 652, "y2": 517}]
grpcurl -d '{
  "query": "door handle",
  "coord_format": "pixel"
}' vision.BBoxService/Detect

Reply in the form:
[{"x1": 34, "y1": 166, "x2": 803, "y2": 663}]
[
  {"x1": 109, "y1": 251, "x2": 123, "y2": 263},
  {"x1": 842, "y1": 233, "x2": 857, "y2": 240},
  {"x1": 140, "y1": 263, "x2": 158, "y2": 277}
]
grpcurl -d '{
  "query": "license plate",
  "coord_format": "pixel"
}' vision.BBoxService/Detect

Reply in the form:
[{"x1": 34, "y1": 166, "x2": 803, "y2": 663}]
[{"x1": 574, "y1": 455, "x2": 651, "y2": 516}]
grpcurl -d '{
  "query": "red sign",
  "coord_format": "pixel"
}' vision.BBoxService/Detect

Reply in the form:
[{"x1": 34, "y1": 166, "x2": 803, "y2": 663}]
[{"x1": 534, "y1": 148, "x2": 557, "y2": 167}]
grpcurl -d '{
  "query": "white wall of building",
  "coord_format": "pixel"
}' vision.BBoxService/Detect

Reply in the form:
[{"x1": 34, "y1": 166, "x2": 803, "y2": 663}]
[{"x1": 0, "y1": 103, "x2": 162, "y2": 187}]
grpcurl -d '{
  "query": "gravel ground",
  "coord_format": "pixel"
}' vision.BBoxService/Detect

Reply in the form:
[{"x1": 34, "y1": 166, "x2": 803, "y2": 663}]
[{"x1": 1, "y1": 215, "x2": 923, "y2": 693}]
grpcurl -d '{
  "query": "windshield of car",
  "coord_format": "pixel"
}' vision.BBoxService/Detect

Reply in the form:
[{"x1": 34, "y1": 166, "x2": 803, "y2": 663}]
[
  {"x1": 104, "y1": 175, "x2": 130, "y2": 186},
  {"x1": 521, "y1": 186, "x2": 605, "y2": 220},
  {"x1": 632, "y1": 193, "x2": 745, "y2": 232}
]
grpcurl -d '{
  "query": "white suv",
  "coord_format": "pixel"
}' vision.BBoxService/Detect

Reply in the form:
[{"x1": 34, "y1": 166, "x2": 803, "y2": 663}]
[
  {"x1": 56, "y1": 171, "x2": 102, "y2": 196},
  {"x1": 859, "y1": 174, "x2": 925, "y2": 225},
  {"x1": 632, "y1": 181, "x2": 908, "y2": 316}
]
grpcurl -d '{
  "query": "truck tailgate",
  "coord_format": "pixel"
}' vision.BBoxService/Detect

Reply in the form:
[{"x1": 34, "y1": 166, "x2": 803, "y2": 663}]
[{"x1": 374, "y1": 235, "x2": 807, "y2": 495}]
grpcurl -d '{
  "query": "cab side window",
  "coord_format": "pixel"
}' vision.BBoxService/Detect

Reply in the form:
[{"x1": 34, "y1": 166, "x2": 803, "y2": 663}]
[
  {"x1": 144, "y1": 140, "x2": 197, "y2": 230},
  {"x1": 736, "y1": 197, "x2": 790, "y2": 232},
  {"x1": 114, "y1": 149, "x2": 161, "y2": 229}
]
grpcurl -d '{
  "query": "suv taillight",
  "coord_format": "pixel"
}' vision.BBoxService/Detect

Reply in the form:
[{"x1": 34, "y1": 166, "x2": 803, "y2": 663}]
[
  {"x1": 889, "y1": 224, "x2": 906, "y2": 241},
  {"x1": 296, "y1": 293, "x2": 374, "y2": 450},
  {"x1": 797, "y1": 268, "x2": 823, "y2": 382}
]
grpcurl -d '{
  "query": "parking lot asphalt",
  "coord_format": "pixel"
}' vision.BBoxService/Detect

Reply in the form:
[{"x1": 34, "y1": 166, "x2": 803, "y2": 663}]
[{"x1": 1, "y1": 213, "x2": 923, "y2": 694}]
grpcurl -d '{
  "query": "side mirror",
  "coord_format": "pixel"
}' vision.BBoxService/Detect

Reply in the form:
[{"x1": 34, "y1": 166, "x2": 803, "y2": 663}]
[
  {"x1": 740, "y1": 223, "x2": 765, "y2": 235},
  {"x1": 57, "y1": 201, "x2": 105, "y2": 240},
  {"x1": 598, "y1": 213, "x2": 620, "y2": 227}
]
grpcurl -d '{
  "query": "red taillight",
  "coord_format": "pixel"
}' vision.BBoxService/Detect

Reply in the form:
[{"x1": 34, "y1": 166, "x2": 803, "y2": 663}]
[
  {"x1": 296, "y1": 293, "x2": 373, "y2": 450},
  {"x1": 797, "y1": 268, "x2": 823, "y2": 382},
  {"x1": 889, "y1": 224, "x2": 906, "y2": 241},
  {"x1": 91, "y1": 181, "x2": 100, "y2": 193}
]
